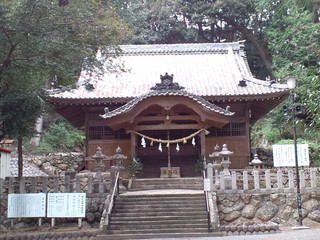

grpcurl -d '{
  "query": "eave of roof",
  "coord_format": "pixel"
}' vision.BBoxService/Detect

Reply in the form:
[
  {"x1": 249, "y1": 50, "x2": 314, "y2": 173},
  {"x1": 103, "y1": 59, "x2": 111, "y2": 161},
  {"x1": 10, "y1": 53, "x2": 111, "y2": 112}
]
[
  {"x1": 46, "y1": 42, "x2": 290, "y2": 102},
  {"x1": 0, "y1": 147, "x2": 13, "y2": 153}
]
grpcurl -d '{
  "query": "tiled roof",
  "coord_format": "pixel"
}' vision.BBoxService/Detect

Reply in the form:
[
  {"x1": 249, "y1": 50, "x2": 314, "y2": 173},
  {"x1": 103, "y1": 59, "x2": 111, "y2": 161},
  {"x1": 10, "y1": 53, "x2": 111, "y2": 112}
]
[
  {"x1": 47, "y1": 42, "x2": 289, "y2": 100},
  {"x1": 100, "y1": 89, "x2": 234, "y2": 119}
]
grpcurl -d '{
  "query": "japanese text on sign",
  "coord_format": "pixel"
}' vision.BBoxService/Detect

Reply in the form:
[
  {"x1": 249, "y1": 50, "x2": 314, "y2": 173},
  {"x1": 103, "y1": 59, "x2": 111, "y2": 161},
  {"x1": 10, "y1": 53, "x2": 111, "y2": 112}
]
[
  {"x1": 8, "y1": 193, "x2": 46, "y2": 218},
  {"x1": 47, "y1": 193, "x2": 86, "y2": 218},
  {"x1": 272, "y1": 144, "x2": 309, "y2": 167}
]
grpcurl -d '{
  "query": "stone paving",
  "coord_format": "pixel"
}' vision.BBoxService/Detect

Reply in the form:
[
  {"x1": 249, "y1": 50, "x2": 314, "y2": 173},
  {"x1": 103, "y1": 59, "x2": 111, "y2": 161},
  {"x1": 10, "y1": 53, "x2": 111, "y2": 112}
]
[{"x1": 157, "y1": 227, "x2": 320, "y2": 240}]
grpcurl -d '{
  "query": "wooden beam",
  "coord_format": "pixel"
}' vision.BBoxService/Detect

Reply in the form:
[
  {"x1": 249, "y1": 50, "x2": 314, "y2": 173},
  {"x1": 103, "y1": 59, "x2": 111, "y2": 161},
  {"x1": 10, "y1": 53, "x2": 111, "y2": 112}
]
[
  {"x1": 133, "y1": 124, "x2": 203, "y2": 131},
  {"x1": 134, "y1": 115, "x2": 201, "y2": 123}
]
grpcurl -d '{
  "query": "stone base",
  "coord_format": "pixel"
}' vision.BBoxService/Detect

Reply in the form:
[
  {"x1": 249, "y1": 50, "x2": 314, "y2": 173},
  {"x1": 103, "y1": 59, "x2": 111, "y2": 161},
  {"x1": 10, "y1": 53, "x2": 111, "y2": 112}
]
[{"x1": 160, "y1": 167, "x2": 180, "y2": 178}]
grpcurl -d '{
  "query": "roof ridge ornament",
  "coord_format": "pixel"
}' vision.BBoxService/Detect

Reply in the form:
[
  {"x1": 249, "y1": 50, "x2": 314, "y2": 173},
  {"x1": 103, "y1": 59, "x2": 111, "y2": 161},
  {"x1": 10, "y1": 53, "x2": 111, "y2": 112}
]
[{"x1": 150, "y1": 73, "x2": 185, "y2": 91}]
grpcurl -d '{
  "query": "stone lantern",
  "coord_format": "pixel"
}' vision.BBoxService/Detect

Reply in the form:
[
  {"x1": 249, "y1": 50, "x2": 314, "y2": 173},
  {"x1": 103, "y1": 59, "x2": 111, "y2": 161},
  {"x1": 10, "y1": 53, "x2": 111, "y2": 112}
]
[
  {"x1": 220, "y1": 144, "x2": 233, "y2": 189},
  {"x1": 250, "y1": 154, "x2": 263, "y2": 169},
  {"x1": 92, "y1": 147, "x2": 106, "y2": 179},
  {"x1": 209, "y1": 144, "x2": 222, "y2": 187},
  {"x1": 92, "y1": 147, "x2": 106, "y2": 193},
  {"x1": 220, "y1": 144, "x2": 233, "y2": 176},
  {"x1": 110, "y1": 146, "x2": 127, "y2": 169}
]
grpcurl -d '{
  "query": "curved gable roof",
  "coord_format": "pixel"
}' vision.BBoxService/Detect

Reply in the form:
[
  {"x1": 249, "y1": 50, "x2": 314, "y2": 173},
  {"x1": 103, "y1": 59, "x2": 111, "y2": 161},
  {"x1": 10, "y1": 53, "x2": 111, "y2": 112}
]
[{"x1": 100, "y1": 85, "x2": 234, "y2": 119}]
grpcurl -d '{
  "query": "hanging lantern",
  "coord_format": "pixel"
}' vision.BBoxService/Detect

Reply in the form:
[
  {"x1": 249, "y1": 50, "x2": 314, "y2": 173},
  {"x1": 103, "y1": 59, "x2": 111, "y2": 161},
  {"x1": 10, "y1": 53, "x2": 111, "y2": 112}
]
[
  {"x1": 166, "y1": 142, "x2": 170, "y2": 148},
  {"x1": 183, "y1": 138, "x2": 187, "y2": 144},
  {"x1": 158, "y1": 142, "x2": 162, "y2": 152},
  {"x1": 176, "y1": 143, "x2": 180, "y2": 152},
  {"x1": 192, "y1": 137, "x2": 196, "y2": 146},
  {"x1": 150, "y1": 141, "x2": 153, "y2": 146}
]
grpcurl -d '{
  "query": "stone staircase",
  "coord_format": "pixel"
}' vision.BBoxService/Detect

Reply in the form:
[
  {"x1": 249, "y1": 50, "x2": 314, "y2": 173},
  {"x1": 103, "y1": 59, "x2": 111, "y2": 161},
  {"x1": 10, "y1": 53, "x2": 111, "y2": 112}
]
[
  {"x1": 130, "y1": 177, "x2": 204, "y2": 190},
  {"x1": 97, "y1": 194, "x2": 217, "y2": 239},
  {"x1": 96, "y1": 178, "x2": 220, "y2": 239}
]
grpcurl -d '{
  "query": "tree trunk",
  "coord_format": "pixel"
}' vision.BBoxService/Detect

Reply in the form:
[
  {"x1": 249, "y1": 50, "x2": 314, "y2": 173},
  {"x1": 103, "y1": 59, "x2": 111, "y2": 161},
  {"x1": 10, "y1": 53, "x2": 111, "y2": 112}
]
[
  {"x1": 18, "y1": 136, "x2": 23, "y2": 179},
  {"x1": 30, "y1": 116, "x2": 43, "y2": 146}
]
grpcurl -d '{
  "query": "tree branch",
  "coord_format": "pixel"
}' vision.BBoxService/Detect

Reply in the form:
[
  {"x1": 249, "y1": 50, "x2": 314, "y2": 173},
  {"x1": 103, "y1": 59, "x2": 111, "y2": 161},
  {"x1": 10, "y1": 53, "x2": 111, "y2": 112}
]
[{"x1": 215, "y1": 13, "x2": 273, "y2": 73}]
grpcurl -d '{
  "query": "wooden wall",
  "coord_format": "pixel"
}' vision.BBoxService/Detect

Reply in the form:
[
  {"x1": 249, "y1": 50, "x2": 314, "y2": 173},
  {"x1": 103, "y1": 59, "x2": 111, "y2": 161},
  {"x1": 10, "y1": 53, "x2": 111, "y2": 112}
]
[{"x1": 205, "y1": 136, "x2": 250, "y2": 169}]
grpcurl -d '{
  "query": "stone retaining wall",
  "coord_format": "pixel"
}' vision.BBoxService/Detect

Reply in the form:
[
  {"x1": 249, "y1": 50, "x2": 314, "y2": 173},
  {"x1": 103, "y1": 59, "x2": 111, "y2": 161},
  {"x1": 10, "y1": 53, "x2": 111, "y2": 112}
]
[
  {"x1": 24, "y1": 153, "x2": 85, "y2": 175},
  {"x1": 217, "y1": 191, "x2": 320, "y2": 227}
]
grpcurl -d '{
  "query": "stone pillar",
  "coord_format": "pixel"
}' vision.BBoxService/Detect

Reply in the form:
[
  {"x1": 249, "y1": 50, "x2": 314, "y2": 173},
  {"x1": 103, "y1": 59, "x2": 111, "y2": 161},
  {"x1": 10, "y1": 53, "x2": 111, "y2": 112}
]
[
  {"x1": 253, "y1": 170, "x2": 260, "y2": 189},
  {"x1": 243, "y1": 171, "x2": 249, "y2": 190},
  {"x1": 265, "y1": 170, "x2": 271, "y2": 189},
  {"x1": 109, "y1": 166, "x2": 118, "y2": 195},
  {"x1": 277, "y1": 170, "x2": 283, "y2": 189},
  {"x1": 311, "y1": 168, "x2": 317, "y2": 188},
  {"x1": 207, "y1": 163, "x2": 214, "y2": 192},
  {"x1": 109, "y1": 146, "x2": 127, "y2": 193},
  {"x1": 288, "y1": 169, "x2": 294, "y2": 189}
]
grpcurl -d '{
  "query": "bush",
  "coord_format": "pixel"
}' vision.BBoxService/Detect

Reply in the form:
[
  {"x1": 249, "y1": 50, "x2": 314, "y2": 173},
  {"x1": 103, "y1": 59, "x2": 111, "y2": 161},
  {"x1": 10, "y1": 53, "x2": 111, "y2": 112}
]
[{"x1": 35, "y1": 121, "x2": 84, "y2": 154}]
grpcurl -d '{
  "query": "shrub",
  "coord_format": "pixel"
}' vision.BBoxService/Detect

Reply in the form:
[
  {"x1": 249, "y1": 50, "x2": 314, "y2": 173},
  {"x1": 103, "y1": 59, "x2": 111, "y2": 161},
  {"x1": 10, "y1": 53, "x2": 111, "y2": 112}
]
[{"x1": 35, "y1": 121, "x2": 84, "y2": 154}]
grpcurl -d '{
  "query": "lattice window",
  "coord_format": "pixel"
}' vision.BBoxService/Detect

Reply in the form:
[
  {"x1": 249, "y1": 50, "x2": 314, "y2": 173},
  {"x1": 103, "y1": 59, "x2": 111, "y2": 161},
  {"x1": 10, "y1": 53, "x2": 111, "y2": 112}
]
[
  {"x1": 207, "y1": 122, "x2": 246, "y2": 137},
  {"x1": 88, "y1": 126, "x2": 129, "y2": 140}
]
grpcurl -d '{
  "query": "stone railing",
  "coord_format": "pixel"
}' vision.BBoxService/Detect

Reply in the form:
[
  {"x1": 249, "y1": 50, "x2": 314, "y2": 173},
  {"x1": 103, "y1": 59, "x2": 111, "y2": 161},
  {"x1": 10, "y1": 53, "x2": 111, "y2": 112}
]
[
  {"x1": 0, "y1": 173, "x2": 110, "y2": 233},
  {"x1": 1, "y1": 173, "x2": 110, "y2": 196},
  {"x1": 211, "y1": 167, "x2": 320, "y2": 194}
]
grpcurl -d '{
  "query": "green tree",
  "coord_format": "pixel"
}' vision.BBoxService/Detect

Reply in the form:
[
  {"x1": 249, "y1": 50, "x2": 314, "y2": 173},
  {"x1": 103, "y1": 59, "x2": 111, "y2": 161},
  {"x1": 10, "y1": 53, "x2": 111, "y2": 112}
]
[
  {"x1": 0, "y1": 0, "x2": 128, "y2": 177},
  {"x1": 257, "y1": 0, "x2": 320, "y2": 128},
  {"x1": 110, "y1": 0, "x2": 273, "y2": 78},
  {"x1": 112, "y1": 0, "x2": 320, "y2": 154}
]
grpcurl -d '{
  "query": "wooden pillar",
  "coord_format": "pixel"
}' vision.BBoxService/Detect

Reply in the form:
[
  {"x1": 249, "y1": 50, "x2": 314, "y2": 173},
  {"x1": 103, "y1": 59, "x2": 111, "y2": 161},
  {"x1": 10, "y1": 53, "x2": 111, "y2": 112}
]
[
  {"x1": 245, "y1": 103, "x2": 252, "y2": 168},
  {"x1": 200, "y1": 129, "x2": 206, "y2": 156},
  {"x1": 84, "y1": 107, "x2": 90, "y2": 158},
  {"x1": 130, "y1": 131, "x2": 137, "y2": 157}
]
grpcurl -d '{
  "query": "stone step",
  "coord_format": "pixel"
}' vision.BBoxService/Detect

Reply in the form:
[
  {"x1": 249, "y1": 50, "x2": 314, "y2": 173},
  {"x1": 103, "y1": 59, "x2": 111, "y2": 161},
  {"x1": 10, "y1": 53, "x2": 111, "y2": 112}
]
[
  {"x1": 110, "y1": 222, "x2": 208, "y2": 230},
  {"x1": 112, "y1": 207, "x2": 205, "y2": 214},
  {"x1": 113, "y1": 199, "x2": 205, "y2": 209},
  {"x1": 96, "y1": 232, "x2": 222, "y2": 240},
  {"x1": 116, "y1": 193, "x2": 204, "y2": 202},
  {"x1": 105, "y1": 183, "x2": 211, "y2": 239},
  {"x1": 114, "y1": 199, "x2": 205, "y2": 206},
  {"x1": 110, "y1": 215, "x2": 205, "y2": 221},
  {"x1": 130, "y1": 178, "x2": 204, "y2": 190},
  {"x1": 108, "y1": 227, "x2": 210, "y2": 235},
  {"x1": 111, "y1": 211, "x2": 206, "y2": 217}
]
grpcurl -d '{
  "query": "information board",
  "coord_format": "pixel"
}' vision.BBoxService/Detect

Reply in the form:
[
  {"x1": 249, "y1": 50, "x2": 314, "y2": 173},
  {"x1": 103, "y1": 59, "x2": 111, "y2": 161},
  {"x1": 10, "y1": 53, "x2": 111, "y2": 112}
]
[
  {"x1": 272, "y1": 144, "x2": 309, "y2": 167},
  {"x1": 8, "y1": 193, "x2": 46, "y2": 218},
  {"x1": 47, "y1": 193, "x2": 86, "y2": 218}
]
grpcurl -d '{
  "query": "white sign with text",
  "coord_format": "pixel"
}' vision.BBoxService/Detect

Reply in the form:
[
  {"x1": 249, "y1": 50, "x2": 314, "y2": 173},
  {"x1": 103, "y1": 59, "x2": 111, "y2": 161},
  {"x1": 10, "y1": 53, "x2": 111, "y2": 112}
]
[
  {"x1": 47, "y1": 193, "x2": 86, "y2": 218},
  {"x1": 272, "y1": 144, "x2": 309, "y2": 167},
  {"x1": 8, "y1": 193, "x2": 46, "y2": 218}
]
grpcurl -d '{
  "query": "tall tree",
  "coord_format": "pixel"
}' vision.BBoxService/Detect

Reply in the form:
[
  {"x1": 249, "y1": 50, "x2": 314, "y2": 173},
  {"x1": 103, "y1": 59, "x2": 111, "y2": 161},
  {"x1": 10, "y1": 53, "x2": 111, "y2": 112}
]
[
  {"x1": 110, "y1": 0, "x2": 273, "y2": 78},
  {"x1": 0, "y1": 0, "x2": 128, "y2": 177},
  {"x1": 111, "y1": 0, "x2": 320, "y2": 128},
  {"x1": 257, "y1": 0, "x2": 320, "y2": 128}
]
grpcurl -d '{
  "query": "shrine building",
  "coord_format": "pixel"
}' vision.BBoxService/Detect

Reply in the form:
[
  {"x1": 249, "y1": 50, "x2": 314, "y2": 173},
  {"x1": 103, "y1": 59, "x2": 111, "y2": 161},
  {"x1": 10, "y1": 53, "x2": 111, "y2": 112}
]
[{"x1": 46, "y1": 42, "x2": 290, "y2": 178}]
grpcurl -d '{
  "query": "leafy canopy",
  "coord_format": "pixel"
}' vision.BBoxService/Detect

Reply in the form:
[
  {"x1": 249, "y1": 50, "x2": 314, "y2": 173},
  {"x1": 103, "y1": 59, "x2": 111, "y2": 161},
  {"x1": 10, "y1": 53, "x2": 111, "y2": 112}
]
[{"x1": 0, "y1": 0, "x2": 128, "y2": 140}]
